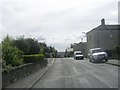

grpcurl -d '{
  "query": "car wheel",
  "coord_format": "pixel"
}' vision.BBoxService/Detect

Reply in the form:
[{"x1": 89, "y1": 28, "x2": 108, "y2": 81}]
[
  {"x1": 105, "y1": 59, "x2": 108, "y2": 62},
  {"x1": 91, "y1": 57, "x2": 95, "y2": 63},
  {"x1": 89, "y1": 58, "x2": 92, "y2": 62}
]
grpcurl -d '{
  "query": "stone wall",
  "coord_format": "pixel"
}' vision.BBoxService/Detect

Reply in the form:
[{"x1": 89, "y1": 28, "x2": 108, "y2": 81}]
[{"x1": 2, "y1": 58, "x2": 48, "y2": 88}]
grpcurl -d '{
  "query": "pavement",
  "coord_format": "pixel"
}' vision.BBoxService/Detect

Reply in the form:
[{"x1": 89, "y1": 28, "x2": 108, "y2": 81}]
[
  {"x1": 106, "y1": 59, "x2": 120, "y2": 67},
  {"x1": 5, "y1": 58, "x2": 55, "y2": 88}
]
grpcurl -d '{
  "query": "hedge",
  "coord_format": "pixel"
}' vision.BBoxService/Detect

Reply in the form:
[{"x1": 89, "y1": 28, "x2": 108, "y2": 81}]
[{"x1": 23, "y1": 54, "x2": 45, "y2": 63}]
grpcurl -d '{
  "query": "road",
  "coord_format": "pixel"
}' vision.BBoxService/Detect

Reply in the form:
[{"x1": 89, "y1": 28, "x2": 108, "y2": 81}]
[{"x1": 32, "y1": 58, "x2": 118, "y2": 88}]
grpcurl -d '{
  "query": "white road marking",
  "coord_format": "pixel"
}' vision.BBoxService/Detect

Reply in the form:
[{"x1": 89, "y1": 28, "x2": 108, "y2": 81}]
[{"x1": 51, "y1": 58, "x2": 55, "y2": 64}]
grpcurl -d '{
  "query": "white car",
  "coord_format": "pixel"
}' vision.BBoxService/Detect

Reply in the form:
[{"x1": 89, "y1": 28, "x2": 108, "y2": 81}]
[
  {"x1": 88, "y1": 48, "x2": 108, "y2": 63},
  {"x1": 74, "y1": 51, "x2": 84, "y2": 60}
]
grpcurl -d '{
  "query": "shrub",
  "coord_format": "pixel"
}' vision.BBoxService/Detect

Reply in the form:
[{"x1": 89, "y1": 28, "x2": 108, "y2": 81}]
[
  {"x1": 2, "y1": 60, "x2": 13, "y2": 73},
  {"x1": 2, "y1": 35, "x2": 24, "y2": 67},
  {"x1": 23, "y1": 54, "x2": 45, "y2": 63},
  {"x1": 13, "y1": 37, "x2": 30, "y2": 55},
  {"x1": 114, "y1": 45, "x2": 120, "y2": 53},
  {"x1": 3, "y1": 46, "x2": 23, "y2": 66}
]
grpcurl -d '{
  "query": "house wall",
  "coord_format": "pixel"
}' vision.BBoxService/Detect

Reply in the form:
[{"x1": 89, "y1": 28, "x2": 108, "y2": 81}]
[
  {"x1": 98, "y1": 30, "x2": 118, "y2": 49},
  {"x1": 86, "y1": 30, "x2": 96, "y2": 55},
  {"x1": 87, "y1": 29, "x2": 118, "y2": 58}
]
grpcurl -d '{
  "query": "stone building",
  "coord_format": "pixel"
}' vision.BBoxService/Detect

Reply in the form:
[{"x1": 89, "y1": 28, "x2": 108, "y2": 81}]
[
  {"x1": 86, "y1": 19, "x2": 119, "y2": 58},
  {"x1": 72, "y1": 42, "x2": 87, "y2": 57}
]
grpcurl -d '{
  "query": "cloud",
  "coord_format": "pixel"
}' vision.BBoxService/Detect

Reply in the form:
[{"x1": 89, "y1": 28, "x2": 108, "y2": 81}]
[
  {"x1": 37, "y1": 35, "x2": 46, "y2": 42},
  {"x1": 1, "y1": 0, "x2": 119, "y2": 51}
]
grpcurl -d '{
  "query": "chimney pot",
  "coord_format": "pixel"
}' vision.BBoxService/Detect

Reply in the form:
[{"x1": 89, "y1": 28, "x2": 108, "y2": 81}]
[{"x1": 101, "y1": 18, "x2": 105, "y2": 25}]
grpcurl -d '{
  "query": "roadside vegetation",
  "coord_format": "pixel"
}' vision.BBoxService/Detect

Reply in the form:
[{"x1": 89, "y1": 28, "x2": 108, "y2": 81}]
[
  {"x1": 2, "y1": 35, "x2": 58, "y2": 72},
  {"x1": 114, "y1": 45, "x2": 120, "y2": 53},
  {"x1": 113, "y1": 45, "x2": 120, "y2": 59}
]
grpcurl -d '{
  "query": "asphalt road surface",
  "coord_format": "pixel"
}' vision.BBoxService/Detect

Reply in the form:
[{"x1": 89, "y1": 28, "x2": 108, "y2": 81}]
[{"x1": 32, "y1": 58, "x2": 118, "y2": 88}]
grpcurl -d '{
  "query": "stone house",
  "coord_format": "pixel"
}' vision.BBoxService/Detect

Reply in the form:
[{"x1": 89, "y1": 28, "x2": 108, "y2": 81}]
[{"x1": 86, "y1": 19, "x2": 119, "y2": 58}]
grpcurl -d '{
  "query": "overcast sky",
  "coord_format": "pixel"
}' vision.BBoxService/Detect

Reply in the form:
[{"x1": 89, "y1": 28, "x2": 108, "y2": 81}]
[{"x1": 1, "y1": 0, "x2": 119, "y2": 52}]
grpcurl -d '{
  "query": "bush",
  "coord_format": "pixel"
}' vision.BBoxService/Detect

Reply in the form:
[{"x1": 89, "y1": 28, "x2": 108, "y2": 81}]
[
  {"x1": 2, "y1": 35, "x2": 24, "y2": 67},
  {"x1": 13, "y1": 37, "x2": 30, "y2": 55},
  {"x1": 2, "y1": 60, "x2": 13, "y2": 73},
  {"x1": 23, "y1": 54, "x2": 45, "y2": 63},
  {"x1": 114, "y1": 45, "x2": 120, "y2": 53}
]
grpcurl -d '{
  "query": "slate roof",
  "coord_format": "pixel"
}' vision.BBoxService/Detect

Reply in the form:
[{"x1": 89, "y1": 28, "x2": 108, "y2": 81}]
[
  {"x1": 87, "y1": 25, "x2": 120, "y2": 34},
  {"x1": 93, "y1": 25, "x2": 120, "y2": 30}
]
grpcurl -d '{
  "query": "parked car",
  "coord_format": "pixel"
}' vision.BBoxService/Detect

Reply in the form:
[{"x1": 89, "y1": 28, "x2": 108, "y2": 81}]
[
  {"x1": 74, "y1": 51, "x2": 84, "y2": 60},
  {"x1": 88, "y1": 48, "x2": 108, "y2": 63}
]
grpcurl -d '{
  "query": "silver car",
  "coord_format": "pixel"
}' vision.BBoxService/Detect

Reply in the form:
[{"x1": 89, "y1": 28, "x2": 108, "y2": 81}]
[
  {"x1": 88, "y1": 48, "x2": 108, "y2": 63},
  {"x1": 74, "y1": 51, "x2": 84, "y2": 60}
]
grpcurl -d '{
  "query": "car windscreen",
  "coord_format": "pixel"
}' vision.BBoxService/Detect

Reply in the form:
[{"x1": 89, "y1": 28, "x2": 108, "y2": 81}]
[{"x1": 92, "y1": 49, "x2": 103, "y2": 53}]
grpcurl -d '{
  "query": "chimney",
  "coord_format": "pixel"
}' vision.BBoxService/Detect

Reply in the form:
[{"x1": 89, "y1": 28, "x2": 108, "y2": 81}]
[{"x1": 101, "y1": 18, "x2": 105, "y2": 25}]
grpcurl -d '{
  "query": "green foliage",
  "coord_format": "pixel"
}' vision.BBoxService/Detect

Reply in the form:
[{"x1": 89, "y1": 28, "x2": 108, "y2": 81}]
[
  {"x1": 48, "y1": 46, "x2": 58, "y2": 58},
  {"x1": 2, "y1": 35, "x2": 24, "y2": 67},
  {"x1": 13, "y1": 37, "x2": 30, "y2": 54},
  {"x1": 114, "y1": 45, "x2": 120, "y2": 53},
  {"x1": 2, "y1": 60, "x2": 13, "y2": 73},
  {"x1": 26, "y1": 38, "x2": 40, "y2": 54},
  {"x1": 23, "y1": 54, "x2": 45, "y2": 63},
  {"x1": 0, "y1": 43, "x2": 2, "y2": 59},
  {"x1": 13, "y1": 36, "x2": 58, "y2": 57},
  {"x1": 39, "y1": 43, "x2": 48, "y2": 54},
  {"x1": 2, "y1": 35, "x2": 58, "y2": 72},
  {"x1": 39, "y1": 44, "x2": 58, "y2": 58},
  {"x1": 3, "y1": 35, "x2": 58, "y2": 64},
  {"x1": 13, "y1": 37, "x2": 40, "y2": 55}
]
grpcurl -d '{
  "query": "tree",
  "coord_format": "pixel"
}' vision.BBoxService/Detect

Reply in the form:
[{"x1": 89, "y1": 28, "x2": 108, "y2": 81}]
[
  {"x1": 7, "y1": 35, "x2": 58, "y2": 58},
  {"x1": 64, "y1": 49, "x2": 67, "y2": 57},
  {"x1": 70, "y1": 44, "x2": 73, "y2": 48},
  {"x1": 13, "y1": 37, "x2": 30, "y2": 54},
  {"x1": 14, "y1": 37, "x2": 41, "y2": 55},
  {"x1": 25, "y1": 38, "x2": 40, "y2": 54}
]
